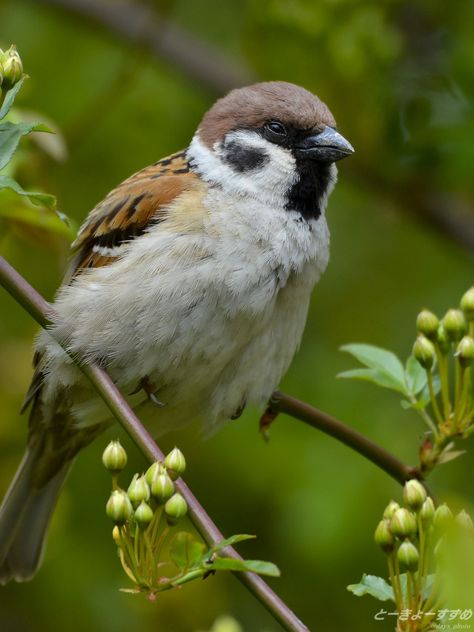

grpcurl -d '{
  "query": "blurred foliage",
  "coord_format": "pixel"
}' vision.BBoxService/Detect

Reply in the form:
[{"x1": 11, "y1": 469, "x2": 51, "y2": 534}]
[{"x1": 0, "y1": 1, "x2": 473, "y2": 631}]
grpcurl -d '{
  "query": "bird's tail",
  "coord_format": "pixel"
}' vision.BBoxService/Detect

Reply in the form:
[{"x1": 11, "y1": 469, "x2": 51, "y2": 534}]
[{"x1": 0, "y1": 442, "x2": 71, "y2": 585}]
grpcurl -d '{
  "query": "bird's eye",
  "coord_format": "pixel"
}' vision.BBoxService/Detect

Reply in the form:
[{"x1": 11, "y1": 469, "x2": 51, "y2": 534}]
[{"x1": 265, "y1": 121, "x2": 287, "y2": 137}]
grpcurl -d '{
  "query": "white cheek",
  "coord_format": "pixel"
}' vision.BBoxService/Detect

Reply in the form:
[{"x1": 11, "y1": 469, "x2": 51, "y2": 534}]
[{"x1": 188, "y1": 132, "x2": 298, "y2": 206}]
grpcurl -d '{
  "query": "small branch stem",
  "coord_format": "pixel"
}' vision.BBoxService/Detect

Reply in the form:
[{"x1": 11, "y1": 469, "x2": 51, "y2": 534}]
[
  {"x1": 427, "y1": 371, "x2": 443, "y2": 427},
  {"x1": 0, "y1": 256, "x2": 308, "y2": 632},
  {"x1": 269, "y1": 391, "x2": 420, "y2": 485}
]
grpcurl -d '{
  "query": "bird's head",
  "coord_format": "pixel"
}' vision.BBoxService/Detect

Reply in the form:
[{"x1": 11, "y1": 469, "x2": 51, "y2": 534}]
[{"x1": 188, "y1": 81, "x2": 354, "y2": 220}]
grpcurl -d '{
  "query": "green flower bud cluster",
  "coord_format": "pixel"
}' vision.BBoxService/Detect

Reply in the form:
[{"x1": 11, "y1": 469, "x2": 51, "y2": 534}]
[
  {"x1": 102, "y1": 441, "x2": 191, "y2": 594},
  {"x1": 0, "y1": 45, "x2": 23, "y2": 91},
  {"x1": 372, "y1": 481, "x2": 473, "y2": 623},
  {"x1": 413, "y1": 287, "x2": 474, "y2": 467}
]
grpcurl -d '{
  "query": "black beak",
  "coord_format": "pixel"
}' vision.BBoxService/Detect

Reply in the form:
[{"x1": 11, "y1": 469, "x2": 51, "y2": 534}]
[{"x1": 295, "y1": 126, "x2": 354, "y2": 162}]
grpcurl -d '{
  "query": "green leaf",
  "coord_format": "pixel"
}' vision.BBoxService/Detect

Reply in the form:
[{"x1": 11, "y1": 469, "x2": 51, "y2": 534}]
[
  {"x1": 209, "y1": 557, "x2": 280, "y2": 577},
  {"x1": 169, "y1": 532, "x2": 206, "y2": 571},
  {"x1": 0, "y1": 202, "x2": 74, "y2": 239},
  {"x1": 0, "y1": 121, "x2": 49, "y2": 171},
  {"x1": 347, "y1": 574, "x2": 395, "y2": 602},
  {"x1": 340, "y1": 344, "x2": 407, "y2": 394},
  {"x1": 338, "y1": 368, "x2": 407, "y2": 392},
  {"x1": 0, "y1": 175, "x2": 57, "y2": 210},
  {"x1": 0, "y1": 77, "x2": 26, "y2": 120},
  {"x1": 405, "y1": 355, "x2": 427, "y2": 395},
  {"x1": 211, "y1": 534, "x2": 256, "y2": 553}
]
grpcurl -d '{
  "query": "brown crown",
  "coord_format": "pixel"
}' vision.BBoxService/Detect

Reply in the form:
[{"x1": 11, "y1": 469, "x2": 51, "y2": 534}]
[{"x1": 198, "y1": 81, "x2": 336, "y2": 148}]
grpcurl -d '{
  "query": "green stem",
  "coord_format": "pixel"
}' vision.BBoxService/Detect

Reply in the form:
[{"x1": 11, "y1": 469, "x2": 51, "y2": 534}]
[
  {"x1": 435, "y1": 349, "x2": 451, "y2": 421},
  {"x1": 388, "y1": 555, "x2": 401, "y2": 609},
  {"x1": 427, "y1": 371, "x2": 443, "y2": 428},
  {"x1": 411, "y1": 394, "x2": 439, "y2": 438}
]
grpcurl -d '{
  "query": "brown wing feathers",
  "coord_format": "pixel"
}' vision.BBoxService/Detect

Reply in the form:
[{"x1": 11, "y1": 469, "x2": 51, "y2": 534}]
[{"x1": 70, "y1": 150, "x2": 194, "y2": 274}]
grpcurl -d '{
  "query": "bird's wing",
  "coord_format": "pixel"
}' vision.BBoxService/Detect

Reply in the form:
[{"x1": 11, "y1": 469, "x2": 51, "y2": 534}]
[
  {"x1": 67, "y1": 149, "x2": 196, "y2": 278},
  {"x1": 21, "y1": 149, "x2": 198, "y2": 413}
]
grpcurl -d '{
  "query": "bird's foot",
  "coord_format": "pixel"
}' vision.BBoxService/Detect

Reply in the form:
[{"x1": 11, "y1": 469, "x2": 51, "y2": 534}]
[
  {"x1": 129, "y1": 377, "x2": 165, "y2": 407},
  {"x1": 259, "y1": 400, "x2": 280, "y2": 442}
]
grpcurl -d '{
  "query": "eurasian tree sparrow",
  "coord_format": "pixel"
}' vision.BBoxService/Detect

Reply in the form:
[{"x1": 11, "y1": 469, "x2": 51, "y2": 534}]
[{"x1": 0, "y1": 81, "x2": 353, "y2": 583}]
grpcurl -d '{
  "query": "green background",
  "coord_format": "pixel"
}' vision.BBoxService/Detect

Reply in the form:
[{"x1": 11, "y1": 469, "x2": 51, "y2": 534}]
[{"x1": 0, "y1": 1, "x2": 473, "y2": 630}]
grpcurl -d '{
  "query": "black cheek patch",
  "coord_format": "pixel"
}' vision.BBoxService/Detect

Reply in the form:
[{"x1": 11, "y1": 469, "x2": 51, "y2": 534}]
[{"x1": 223, "y1": 141, "x2": 270, "y2": 172}]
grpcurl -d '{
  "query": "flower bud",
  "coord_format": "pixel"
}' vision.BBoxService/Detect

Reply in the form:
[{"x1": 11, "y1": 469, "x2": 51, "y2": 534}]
[
  {"x1": 442, "y1": 309, "x2": 467, "y2": 342},
  {"x1": 374, "y1": 519, "x2": 395, "y2": 553},
  {"x1": 151, "y1": 472, "x2": 174, "y2": 504},
  {"x1": 383, "y1": 501, "x2": 400, "y2": 520},
  {"x1": 106, "y1": 489, "x2": 133, "y2": 524},
  {"x1": 416, "y1": 309, "x2": 439, "y2": 339},
  {"x1": 112, "y1": 525, "x2": 121, "y2": 545},
  {"x1": 391, "y1": 508, "x2": 417, "y2": 539},
  {"x1": 397, "y1": 540, "x2": 419, "y2": 571},
  {"x1": 164, "y1": 447, "x2": 186, "y2": 480},
  {"x1": 0, "y1": 45, "x2": 23, "y2": 89},
  {"x1": 403, "y1": 479, "x2": 427, "y2": 511},
  {"x1": 456, "y1": 336, "x2": 474, "y2": 368},
  {"x1": 433, "y1": 503, "x2": 453, "y2": 530},
  {"x1": 413, "y1": 335, "x2": 436, "y2": 370},
  {"x1": 461, "y1": 287, "x2": 474, "y2": 322},
  {"x1": 134, "y1": 501, "x2": 154, "y2": 529},
  {"x1": 436, "y1": 325, "x2": 451, "y2": 354},
  {"x1": 420, "y1": 497, "x2": 435, "y2": 526},
  {"x1": 456, "y1": 510, "x2": 474, "y2": 531},
  {"x1": 164, "y1": 492, "x2": 187, "y2": 525},
  {"x1": 145, "y1": 461, "x2": 164, "y2": 486},
  {"x1": 127, "y1": 474, "x2": 150, "y2": 506},
  {"x1": 102, "y1": 440, "x2": 128, "y2": 474}
]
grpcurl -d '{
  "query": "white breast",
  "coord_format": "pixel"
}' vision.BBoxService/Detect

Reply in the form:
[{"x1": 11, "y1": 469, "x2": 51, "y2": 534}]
[{"x1": 38, "y1": 168, "x2": 330, "y2": 434}]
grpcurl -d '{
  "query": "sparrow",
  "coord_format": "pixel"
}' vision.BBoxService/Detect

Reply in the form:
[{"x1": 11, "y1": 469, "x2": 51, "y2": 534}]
[{"x1": 0, "y1": 81, "x2": 353, "y2": 584}]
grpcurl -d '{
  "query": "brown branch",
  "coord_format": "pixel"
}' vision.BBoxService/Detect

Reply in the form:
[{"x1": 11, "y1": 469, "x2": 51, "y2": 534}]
[
  {"x1": 267, "y1": 391, "x2": 421, "y2": 485},
  {"x1": 35, "y1": 0, "x2": 255, "y2": 93},
  {"x1": 0, "y1": 255, "x2": 308, "y2": 632}
]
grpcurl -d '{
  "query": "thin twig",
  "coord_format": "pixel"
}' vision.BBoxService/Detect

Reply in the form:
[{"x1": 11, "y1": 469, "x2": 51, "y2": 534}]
[
  {"x1": 0, "y1": 255, "x2": 308, "y2": 632},
  {"x1": 268, "y1": 391, "x2": 421, "y2": 485}
]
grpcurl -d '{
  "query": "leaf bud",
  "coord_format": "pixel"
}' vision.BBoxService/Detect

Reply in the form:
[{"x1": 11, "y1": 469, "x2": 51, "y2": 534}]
[
  {"x1": 391, "y1": 508, "x2": 417, "y2": 539},
  {"x1": 106, "y1": 489, "x2": 133, "y2": 524},
  {"x1": 127, "y1": 474, "x2": 150, "y2": 506},
  {"x1": 0, "y1": 45, "x2": 23, "y2": 89},
  {"x1": 455, "y1": 510, "x2": 474, "y2": 532},
  {"x1": 416, "y1": 309, "x2": 439, "y2": 339},
  {"x1": 151, "y1": 472, "x2": 174, "y2": 504},
  {"x1": 164, "y1": 492, "x2": 188, "y2": 525},
  {"x1": 102, "y1": 440, "x2": 128, "y2": 474},
  {"x1": 420, "y1": 497, "x2": 435, "y2": 526},
  {"x1": 374, "y1": 519, "x2": 395, "y2": 553},
  {"x1": 403, "y1": 479, "x2": 427, "y2": 511},
  {"x1": 456, "y1": 336, "x2": 474, "y2": 368},
  {"x1": 164, "y1": 447, "x2": 186, "y2": 480},
  {"x1": 397, "y1": 540, "x2": 419, "y2": 571},
  {"x1": 134, "y1": 501, "x2": 154, "y2": 529},
  {"x1": 433, "y1": 503, "x2": 453, "y2": 530},
  {"x1": 442, "y1": 309, "x2": 467, "y2": 342},
  {"x1": 145, "y1": 461, "x2": 164, "y2": 486},
  {"x1": 460, "y1": 287, "x2": 474, "y2": 321},
  {"x1": 383, "y1": 501, "x2": 400, "y2": 520},
  {"x1": 413, "y1": 335, "x2": 436, "y2": 370}
]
